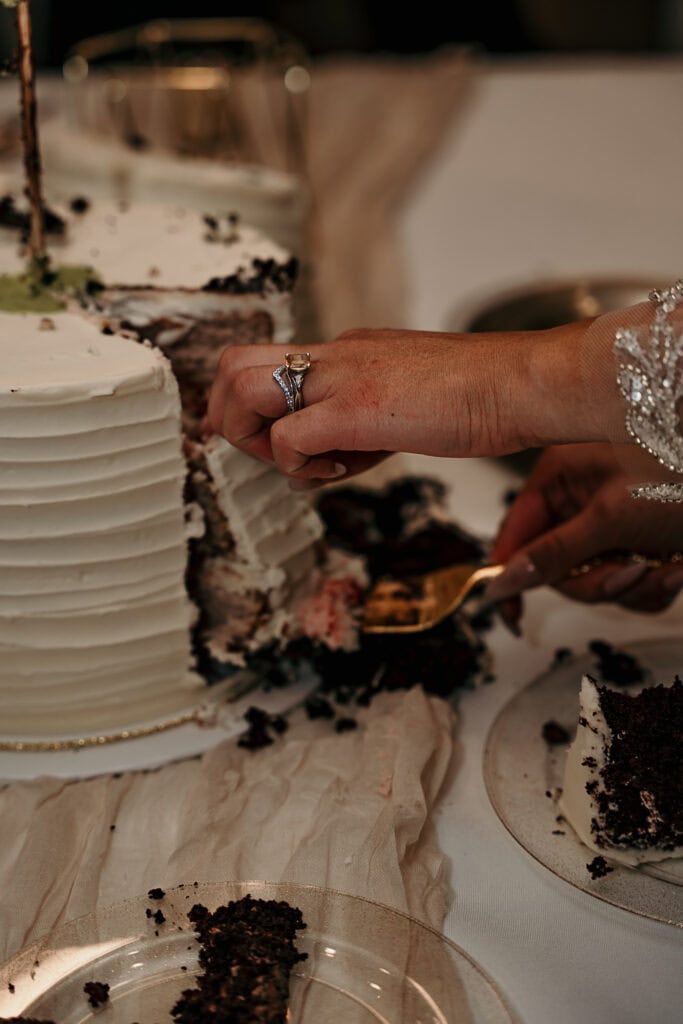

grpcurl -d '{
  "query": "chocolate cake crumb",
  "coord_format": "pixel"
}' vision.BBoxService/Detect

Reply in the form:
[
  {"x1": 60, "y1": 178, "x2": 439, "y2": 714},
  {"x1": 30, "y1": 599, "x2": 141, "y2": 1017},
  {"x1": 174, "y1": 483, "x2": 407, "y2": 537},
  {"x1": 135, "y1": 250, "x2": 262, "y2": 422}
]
[
  {"x1": 0, "y1": 194, "x2": 65, "y2": 239},
  {"x1": 83, "y1": 981, "x2": 110, "y2": 1008},
  {"x1": 542, "y1": 720, "x2": 570, "y2": 745},
  {"x1": 335, "y1": 717, "x2": 358, "y2": 733},
  {"x1": 125, "y1": 133, "x2": 148, "y2": 151},
  {"x1": 7, "y1": 983, "x2": 14, "y2": 993},
  {"x1": 238, "y1": 706, "x2": 276, "y2": 749},
  {"x1": 148, "y1": 887, "x2": 165, "y2": 900},
  {"x1": 69, "y1": 196, "x2": 90, "y2": 214},
  {"x1": 552, "y1": 647, "x2": 573, "y2": 666},
  {"x1": 586, "y1": 855, "x2": 613, "y2": 880},
  {"x1": 304, "y1": 695, "x2": 335, "y2": 721},
  {"x1": 552, "y1": 829, "x2": 566, "y2": 835},
  {"x1": 589, "y1": 639, "x2": 645, "y2": 686},
  {"x1": 153, "y1": 909, "x2": 165, "y2": 925}
]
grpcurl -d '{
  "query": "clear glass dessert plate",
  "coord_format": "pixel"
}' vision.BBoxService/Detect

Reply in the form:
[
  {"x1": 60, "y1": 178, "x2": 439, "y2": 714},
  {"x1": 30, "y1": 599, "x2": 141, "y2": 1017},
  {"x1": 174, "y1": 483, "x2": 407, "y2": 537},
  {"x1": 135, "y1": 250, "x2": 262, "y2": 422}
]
[
  {"x1": 0, "y1": 881, "x2": 515, "y2": 1024},
  {"x1": 484, "y1": 638, "x2": 683, "y2": 928}
]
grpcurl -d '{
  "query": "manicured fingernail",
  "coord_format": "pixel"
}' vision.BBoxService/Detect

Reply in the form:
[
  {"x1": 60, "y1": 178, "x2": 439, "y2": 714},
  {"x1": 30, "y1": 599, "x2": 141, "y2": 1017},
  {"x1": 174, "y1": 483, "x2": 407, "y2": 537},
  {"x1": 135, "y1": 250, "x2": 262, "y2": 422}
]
[
  {"x1": 331, "y1": 463, "x2": 347, "y2": 478},
  {"x1": 601, "y1": 562, "x2": 648, "y2": 597},
  {"x1": 485, "y1": 554, "x2": 541, "y2": 603},
  {"x1": 662, "y1": 567, "x2": 683, "y2": 592}
]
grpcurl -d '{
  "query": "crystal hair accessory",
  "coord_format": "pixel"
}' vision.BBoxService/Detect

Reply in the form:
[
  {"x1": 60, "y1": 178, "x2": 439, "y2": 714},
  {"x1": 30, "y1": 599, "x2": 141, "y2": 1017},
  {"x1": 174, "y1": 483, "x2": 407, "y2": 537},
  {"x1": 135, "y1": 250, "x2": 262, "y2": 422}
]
[{"x1": 615, "y1": 280, "x2": 683, "y2": 502}]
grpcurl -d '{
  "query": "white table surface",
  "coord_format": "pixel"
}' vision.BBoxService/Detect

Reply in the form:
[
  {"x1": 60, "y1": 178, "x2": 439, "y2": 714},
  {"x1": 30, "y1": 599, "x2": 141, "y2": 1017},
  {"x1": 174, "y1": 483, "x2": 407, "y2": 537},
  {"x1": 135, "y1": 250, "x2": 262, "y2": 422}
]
[{"x1": 397, "y1": 57, "x2": 683, "y2": 1024}]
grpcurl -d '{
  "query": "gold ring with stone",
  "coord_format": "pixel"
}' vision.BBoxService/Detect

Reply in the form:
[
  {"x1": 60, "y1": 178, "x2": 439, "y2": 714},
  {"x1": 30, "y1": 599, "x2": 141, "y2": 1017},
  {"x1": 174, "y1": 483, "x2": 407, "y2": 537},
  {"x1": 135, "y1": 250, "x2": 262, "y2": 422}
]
[{"x1": 272, "y1": 351, "x2": 311, "y2": 414}]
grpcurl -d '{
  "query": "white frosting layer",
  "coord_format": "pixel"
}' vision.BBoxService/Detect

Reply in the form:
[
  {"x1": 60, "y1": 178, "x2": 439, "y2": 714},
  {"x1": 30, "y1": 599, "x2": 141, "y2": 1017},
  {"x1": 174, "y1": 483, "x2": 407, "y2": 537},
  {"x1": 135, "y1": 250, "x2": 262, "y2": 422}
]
[
  {"x1": 198, "y1": 436, "x2": 324, "y2": 661},
  {"x1": 560, "y1": 675, "x2": 683, "y2": 866},
  {"x1": 54, "y1": 203, "x2": 293, "y2": 291},
  {"x1": 40, "y1": 116, "x2": 308, "y2": 256},
  {"x1": 0, "y1": 313, "x2": 204, "y2": 738}
]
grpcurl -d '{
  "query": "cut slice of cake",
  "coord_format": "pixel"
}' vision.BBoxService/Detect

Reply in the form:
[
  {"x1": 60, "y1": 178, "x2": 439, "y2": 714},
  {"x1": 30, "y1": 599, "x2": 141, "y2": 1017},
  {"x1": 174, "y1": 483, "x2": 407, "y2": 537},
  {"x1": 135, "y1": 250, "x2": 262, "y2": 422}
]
[{"x1": 560, "y1": 674, "x2": 683, "y2": 866}]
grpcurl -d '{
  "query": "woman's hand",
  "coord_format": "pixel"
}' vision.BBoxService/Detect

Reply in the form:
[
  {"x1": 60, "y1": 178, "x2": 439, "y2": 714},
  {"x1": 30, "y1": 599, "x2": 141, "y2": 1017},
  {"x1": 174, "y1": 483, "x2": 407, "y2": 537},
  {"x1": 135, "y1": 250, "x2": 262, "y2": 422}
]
[
  {"x1": 206, "y1": 321, "x2": 620, "y2": 487},
  {"x1": 487, "y1": 444, "x2": 683, "y2": 614}
]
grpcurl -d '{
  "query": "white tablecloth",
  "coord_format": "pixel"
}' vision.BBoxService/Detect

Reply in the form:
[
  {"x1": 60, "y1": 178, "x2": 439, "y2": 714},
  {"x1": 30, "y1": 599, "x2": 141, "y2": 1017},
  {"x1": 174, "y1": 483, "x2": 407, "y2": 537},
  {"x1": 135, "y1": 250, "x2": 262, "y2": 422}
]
[{"x1": 397, "y1": 56, "x2": 683, "y2": 1024}]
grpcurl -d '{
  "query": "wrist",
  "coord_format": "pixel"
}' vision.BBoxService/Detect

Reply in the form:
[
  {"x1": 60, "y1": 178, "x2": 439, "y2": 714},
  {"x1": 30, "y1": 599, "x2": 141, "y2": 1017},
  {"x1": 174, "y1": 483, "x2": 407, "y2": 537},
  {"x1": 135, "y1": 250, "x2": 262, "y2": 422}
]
[{"x1": 520, "y1": 320, "x2": 628, "y2": 447}]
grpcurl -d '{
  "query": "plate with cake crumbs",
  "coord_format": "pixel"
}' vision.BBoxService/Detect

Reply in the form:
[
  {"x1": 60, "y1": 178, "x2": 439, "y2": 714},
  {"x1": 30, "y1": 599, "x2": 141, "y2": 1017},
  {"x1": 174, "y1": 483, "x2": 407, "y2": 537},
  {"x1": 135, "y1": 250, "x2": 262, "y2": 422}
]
[
  {"x1": 483, "y1": 637, "x2": 683, "y2": 927},
  {"x1": 0, "y1": 882, "x2": 516, "y2": 1024}
]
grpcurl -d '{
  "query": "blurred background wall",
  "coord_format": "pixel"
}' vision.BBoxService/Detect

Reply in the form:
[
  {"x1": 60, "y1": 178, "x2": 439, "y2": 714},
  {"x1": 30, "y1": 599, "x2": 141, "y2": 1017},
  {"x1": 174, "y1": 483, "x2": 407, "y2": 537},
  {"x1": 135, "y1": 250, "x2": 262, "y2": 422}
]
[{"x1": 2, "y1": 0, "x2": 683, "y2": 68}]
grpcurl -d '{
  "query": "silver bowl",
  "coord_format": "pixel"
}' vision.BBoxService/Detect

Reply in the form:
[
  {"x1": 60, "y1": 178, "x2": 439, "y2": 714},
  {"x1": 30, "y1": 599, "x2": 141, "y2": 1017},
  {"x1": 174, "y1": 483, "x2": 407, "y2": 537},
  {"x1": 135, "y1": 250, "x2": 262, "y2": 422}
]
[{"x1": 449, "y1": 276, "x2": 668, "y2": 333}]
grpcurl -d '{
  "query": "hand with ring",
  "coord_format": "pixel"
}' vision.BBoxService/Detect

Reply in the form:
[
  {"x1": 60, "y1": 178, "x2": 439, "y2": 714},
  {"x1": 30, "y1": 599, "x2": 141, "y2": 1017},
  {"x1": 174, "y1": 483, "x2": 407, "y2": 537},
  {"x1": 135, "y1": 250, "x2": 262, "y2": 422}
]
[{"x1": 206, "y1": 320, "x2": 625, "y2": 489}]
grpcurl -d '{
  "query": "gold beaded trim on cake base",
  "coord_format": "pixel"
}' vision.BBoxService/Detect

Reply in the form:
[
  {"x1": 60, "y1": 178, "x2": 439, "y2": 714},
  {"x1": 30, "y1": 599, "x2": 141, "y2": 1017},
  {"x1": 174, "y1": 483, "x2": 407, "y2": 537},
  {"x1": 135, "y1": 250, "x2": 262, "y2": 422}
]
[{"x1": 0, "y1": 708, "x2": 202, "y2": 752}]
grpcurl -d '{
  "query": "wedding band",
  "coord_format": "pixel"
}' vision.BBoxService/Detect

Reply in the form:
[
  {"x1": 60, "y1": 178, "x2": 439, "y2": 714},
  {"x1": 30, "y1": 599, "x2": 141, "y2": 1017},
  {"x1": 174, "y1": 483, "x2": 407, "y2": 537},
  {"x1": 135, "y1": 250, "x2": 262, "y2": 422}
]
[{"x1": 272, "y1": 351, "x2": 311, "y2": 414}]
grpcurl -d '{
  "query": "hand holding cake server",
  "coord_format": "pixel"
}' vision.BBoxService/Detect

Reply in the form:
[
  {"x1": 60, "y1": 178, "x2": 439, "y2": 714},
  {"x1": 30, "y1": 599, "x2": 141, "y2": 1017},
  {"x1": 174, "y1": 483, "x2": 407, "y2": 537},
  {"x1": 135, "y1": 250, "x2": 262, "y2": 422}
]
[{"x1": 207, "y1": 285, "x2": 683, "y2": 615}]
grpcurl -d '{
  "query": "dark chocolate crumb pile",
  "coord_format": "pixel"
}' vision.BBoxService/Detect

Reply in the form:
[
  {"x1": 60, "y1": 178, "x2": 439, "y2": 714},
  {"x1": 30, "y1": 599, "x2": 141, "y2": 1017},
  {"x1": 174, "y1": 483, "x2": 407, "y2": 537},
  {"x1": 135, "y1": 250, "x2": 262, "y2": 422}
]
[
  {"x1": 311, "y1": 477, "x2": 487, "y2": 698},
  {"x1": 0, "y1": 194, "x2": 65, "y2": 240},
  {"x1": 203, "y1": 256, "x2": 298, "y2": 297},
  {"x1": 317, "y1": 477, "x2": 484, "y2": 579},
  {"x1": 588, "y1": 639, "x2": 645, "y2": 687},
  {"x1": 592, "y1": 677, "x2": 683, "y2": 853},
  {"x1": 172, "y1": 896, "x2": 307, "y2": 1024},
  {"x1": 83, "y1": 981, "x2": 110, "y2": 1008},
  {"x1": 238, "y1": 707, "x2": 289, "y2": 750},
  {"x1": 586, "y1": 855, "x2": 613, "y2": 880},
  {"x1": 227, "y1": 477, "x2": 490, "y2": 750}
]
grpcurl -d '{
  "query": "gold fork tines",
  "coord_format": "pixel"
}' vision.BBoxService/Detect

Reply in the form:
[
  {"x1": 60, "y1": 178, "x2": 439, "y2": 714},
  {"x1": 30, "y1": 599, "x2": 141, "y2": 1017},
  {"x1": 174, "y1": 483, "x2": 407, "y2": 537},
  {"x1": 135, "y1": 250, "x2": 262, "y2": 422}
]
[{"x1": 362, "y1": 563, "x2": 504, "y2": 634}]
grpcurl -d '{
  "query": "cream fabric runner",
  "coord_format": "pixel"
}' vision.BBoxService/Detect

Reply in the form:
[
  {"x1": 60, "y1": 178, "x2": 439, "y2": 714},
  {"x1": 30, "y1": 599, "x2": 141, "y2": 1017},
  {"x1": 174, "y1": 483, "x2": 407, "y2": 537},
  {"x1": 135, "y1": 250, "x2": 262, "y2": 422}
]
[{"x1": 0, "y1": 688, "x2": 454, "y2": 962}]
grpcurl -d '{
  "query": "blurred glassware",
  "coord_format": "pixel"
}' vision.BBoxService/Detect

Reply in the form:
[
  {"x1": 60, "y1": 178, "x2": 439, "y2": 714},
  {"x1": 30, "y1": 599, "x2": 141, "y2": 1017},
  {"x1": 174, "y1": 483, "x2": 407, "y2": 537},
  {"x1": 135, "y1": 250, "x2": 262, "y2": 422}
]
[
  {"x1": 43, "y1": 18, "x2": 319, "y2": 343},
  {"x1": 447, "y1": 276, "x2": 668, "y2": 333},
  {"x1": 61, "y1": 19, "x2": 310, "y2": 178}
]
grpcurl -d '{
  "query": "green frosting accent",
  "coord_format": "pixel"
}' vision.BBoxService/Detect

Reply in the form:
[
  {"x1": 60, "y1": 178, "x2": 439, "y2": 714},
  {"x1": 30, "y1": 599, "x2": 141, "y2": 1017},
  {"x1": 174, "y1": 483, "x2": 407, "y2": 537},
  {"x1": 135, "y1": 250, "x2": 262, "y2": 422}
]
[{"x1": 0, "y1": 265, "x2": 103, "y2": 313}]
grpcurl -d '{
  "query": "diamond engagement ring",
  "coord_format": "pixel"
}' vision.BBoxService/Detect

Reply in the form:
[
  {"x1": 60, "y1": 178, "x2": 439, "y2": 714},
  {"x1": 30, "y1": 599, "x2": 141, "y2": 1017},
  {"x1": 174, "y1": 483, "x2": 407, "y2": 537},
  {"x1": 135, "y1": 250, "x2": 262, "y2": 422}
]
[{"x1": 272, "y1": 351, "x2": 311, "y2": 414}]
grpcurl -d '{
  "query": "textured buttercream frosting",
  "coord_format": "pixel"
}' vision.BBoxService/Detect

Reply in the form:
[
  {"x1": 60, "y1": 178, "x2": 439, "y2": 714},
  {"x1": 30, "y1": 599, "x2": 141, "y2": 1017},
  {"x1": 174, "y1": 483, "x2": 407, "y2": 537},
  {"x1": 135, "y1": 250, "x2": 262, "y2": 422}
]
[
  {"x1": 40, "y1": 116, "x2": 308, "y2": 255},
  {"x1": 0, "y1": 312, "x2": 204, "y2": 738}
]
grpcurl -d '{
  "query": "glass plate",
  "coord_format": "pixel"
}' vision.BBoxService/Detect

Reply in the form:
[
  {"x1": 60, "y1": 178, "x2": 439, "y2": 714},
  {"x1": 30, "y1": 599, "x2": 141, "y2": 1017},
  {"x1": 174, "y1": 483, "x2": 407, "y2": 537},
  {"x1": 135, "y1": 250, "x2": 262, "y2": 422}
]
[
  {"x1": 0, "y1": 882, "x2": 514, "y2": 1024},
  {"x1": 483, "y1": 637, "x2": 683, "y2": 928}
]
